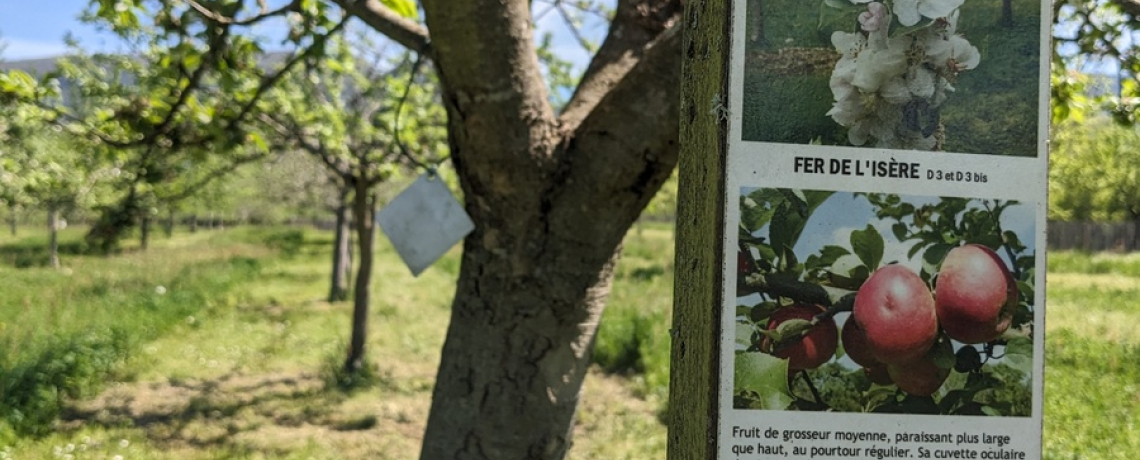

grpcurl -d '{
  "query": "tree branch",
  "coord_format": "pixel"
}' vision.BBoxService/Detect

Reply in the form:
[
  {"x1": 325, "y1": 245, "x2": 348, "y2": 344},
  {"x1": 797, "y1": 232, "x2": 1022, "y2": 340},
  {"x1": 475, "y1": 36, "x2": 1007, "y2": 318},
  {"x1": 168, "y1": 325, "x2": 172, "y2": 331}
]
[
  {"x1": 545, "y1": 25, "x2": 682, "y2": 252},
  {"x1": 259, "y1": 112, "x2": 355, "y2": 180},
  {"x1": 158, "y1": 151, "x2": 271, "y2": 204},
  {"x1": 330, "y1": 0, "x2": 431, "y2": 55},
  {"x1": 186, "y1": 0, "x2": 301, "y2": 26},
  {"x1": 559, "y1": 0, "x2": 682, "y2": 128},
  {"x1": 229, "y1": 16, "x2": 350, "y2": 131},
  {"x1": 420, "y1": 0, "x2": 558, "y2": 204}
]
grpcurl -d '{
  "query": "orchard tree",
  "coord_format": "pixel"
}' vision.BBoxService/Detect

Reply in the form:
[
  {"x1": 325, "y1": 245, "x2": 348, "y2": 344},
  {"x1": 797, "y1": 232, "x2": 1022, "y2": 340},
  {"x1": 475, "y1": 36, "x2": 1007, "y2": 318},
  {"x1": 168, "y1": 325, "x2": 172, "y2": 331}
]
[
  {"x1": 4, "y1": 2, "x2": 355, "y2": 252},
  {"x1": 0, "y1": 77, "x2": 115, "y2": 267},
  {"x1": 252, "y1": 149, "x2": 353, "y2": 298},
  {"x1": 1052, "y1": 0, "x2": 1140, "y2": 121},
  {"x1": 3, "y1": 131, "x2": 115, "y2": 267},
  {"x1": 1050, "y1": 114, "x2": 1140, "y2": 225},
  {"x1": 262, "y1": 38, "x2": 446, "y2": 372},
  {"x1": 21, "y1": 1, "x2": 683, "y2": 458}
]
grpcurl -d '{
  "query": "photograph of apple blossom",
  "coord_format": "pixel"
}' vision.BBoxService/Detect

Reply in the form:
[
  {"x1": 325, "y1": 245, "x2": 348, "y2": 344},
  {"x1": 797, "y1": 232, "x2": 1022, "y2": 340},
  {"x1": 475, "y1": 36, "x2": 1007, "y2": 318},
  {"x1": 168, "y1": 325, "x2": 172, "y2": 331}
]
[
  {"x1": 739, "y1": 0, "x2": 1040, "y2": 156},
  {"x1": 732, "y1": 188, "x2": 1035, "y2": 415}
]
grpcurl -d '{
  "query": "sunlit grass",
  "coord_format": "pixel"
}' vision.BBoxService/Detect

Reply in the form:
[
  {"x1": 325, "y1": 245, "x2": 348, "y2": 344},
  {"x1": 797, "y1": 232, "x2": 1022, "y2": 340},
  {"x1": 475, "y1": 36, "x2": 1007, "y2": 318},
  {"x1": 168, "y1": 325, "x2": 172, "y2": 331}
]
[
  {"x1": 7, "y1": 231, "x2": 1134, "y2": 459},
  {"x1": 1044, "y1": 251, "x2": 1140, "y2": 460}
]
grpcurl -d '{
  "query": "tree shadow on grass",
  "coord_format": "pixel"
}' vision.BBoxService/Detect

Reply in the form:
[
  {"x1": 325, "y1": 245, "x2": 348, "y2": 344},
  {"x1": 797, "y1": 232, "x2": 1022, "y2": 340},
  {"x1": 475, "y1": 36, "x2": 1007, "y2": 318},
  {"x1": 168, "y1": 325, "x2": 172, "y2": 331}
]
[
  {"x1": 0, "y1": 240, "x2": 92, "y2": 268},
  {"x1": 59, "y1": 370, "x2": 397, "y2": 455}
]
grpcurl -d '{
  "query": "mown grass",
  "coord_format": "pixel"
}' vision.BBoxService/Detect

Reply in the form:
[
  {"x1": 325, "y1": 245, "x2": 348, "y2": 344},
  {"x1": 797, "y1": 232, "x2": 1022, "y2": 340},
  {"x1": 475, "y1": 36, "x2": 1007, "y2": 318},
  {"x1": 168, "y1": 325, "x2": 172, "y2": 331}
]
[
  {"x1": 0, "y1": 224, "x2": 1132, "y2": 459},
  {"x1": 1044, "y1": 251, "x2": 1140, "y2": 460},
  {"x1": 0, "y1": 223, "x2": 671, "y2": 459},
  {"x1": 0, "y1": 228, "x2": 271, "y2": 439},
  {"x1": 594, "y1": 223, "x2": 675, "y2": 409}
]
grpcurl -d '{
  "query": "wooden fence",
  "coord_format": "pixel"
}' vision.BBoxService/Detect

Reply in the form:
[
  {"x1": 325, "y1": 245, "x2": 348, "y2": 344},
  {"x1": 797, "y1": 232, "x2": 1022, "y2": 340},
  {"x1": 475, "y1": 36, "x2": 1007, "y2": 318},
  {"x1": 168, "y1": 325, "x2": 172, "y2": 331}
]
[{"x1": 1048, "y1": 220, "x2": 1140, "y2": 252}]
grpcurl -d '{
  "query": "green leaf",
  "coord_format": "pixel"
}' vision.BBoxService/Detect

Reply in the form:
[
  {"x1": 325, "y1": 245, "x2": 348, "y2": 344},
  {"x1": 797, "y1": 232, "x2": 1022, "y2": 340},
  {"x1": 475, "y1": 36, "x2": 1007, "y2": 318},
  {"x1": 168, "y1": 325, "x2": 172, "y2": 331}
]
[
  {"x1": 828, "y1": 253, "x2": 868, "y2": 290},
  {"x1": 1002, "y1": 230, "x2": 1026, "y2": 253},
  {"x1": 980, "y1": 405, "x2": 1003, "y2": 416},
  {"x1": 892, "y1": 222, "x2": 909, "y2": 241},
  {"x1": 850, "y1": 224, "x2": 884, "y2": 271},
  {"x1": 734, "y1": 352, "x2": 794, "y2": 410},
  {"x1": 823, "y1": 0, "x2": 862, "y2": 10},
  {"x1": 922, "y1": 243, "x2": 955, "y2": 275},
  {"x1": 380, "y1": 0, "x2": 418, "y2": 19},
  {"x1": 736, "y1": 323, "x2": 756, "y2": 348},
  {"x1": 769, "y1": 202, "x2": 797, "y2": 265},
  {"x1": 1002, "y1": 337, "x2": 1034, "y2": 375}
]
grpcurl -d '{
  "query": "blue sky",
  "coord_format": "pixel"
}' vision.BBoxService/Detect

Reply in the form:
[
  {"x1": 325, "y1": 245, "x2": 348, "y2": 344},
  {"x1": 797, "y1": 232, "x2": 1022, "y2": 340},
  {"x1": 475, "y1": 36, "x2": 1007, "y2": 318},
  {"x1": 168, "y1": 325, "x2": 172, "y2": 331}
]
[
  {"x1": 0, "y1": 0, "x2": 611, "y2": 75},
  {"x1": 0, "y1": 0, "x2": 113, "y2": 59}
]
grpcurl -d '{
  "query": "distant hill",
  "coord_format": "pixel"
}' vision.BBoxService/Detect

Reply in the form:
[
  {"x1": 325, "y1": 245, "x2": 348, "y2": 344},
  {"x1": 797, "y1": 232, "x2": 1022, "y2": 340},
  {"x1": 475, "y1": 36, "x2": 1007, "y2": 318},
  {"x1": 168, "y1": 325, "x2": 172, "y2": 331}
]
[{"x1": 0, "y1": 56, "x2": 61, "y2": 75}]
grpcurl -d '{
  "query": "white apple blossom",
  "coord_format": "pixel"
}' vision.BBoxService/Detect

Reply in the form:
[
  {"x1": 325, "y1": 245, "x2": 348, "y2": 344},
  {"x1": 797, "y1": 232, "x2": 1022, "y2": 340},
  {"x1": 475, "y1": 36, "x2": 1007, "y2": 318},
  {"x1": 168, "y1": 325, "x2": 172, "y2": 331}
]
[
  {"x1": 893, "y1": 0, "x2": 965, "y2": 27},
  {"x1": 826, "y1": 0, "x2": 979, "y2": 151},
  {"x1": 859, "y1": 2, "x2": 889, "y2": 32}
]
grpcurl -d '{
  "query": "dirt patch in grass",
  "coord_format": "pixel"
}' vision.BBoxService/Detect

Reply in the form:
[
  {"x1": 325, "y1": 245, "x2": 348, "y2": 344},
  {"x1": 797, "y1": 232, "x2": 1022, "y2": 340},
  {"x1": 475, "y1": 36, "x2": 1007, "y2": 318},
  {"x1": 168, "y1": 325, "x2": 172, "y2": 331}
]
[
  {"x1": 57, "y1": 366, "x2": 663, "y2": 459},
  {"x1": 61, "y1": 370, "x2": 427, "y2": 458}
]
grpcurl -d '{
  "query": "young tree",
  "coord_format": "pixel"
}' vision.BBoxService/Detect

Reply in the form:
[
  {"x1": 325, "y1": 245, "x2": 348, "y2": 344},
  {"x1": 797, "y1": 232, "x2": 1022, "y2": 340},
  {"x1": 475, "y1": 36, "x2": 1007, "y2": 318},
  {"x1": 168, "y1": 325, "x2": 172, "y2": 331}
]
[
  {"x1": 248, "y1": 148, "x2": 350, "y2": 299},
  {"x1": 1, "y1": 78, "x2": 112, "y2": 267},
  {"x1": 263, "y1": 40, "x2": 446, "y2": 372},
  {"x1": 6, "y1": 132, "x2": 115, "y2": 267},
  {"x1": 1050, "y1": 115, "x2": 1140, "y2": 225}
]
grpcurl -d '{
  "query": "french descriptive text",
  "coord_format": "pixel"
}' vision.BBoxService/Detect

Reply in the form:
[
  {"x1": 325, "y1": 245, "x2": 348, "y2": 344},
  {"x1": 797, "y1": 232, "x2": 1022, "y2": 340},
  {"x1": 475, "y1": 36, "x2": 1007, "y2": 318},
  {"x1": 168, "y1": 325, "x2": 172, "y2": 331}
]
[{"x1": 728, "y1": 426, "x2": 1028, "y2": 459}]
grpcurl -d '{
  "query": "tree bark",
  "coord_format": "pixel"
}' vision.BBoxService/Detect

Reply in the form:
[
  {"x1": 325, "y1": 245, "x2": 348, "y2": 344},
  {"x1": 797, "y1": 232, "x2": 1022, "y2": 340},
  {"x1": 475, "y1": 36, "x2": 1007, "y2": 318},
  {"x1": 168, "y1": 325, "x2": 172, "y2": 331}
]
[
  {"x1": 1001, "y1": 0, "x2": 1014, "y2": 27},
  {"x1": 140, "y1": 214, "x2": 151, "y2": 250},
  {"x1": 189, "y1": 214, "x2": 198, "y2": 233},
  {"x1": 329, "y1": 186, "x2": 353, "y2": 302},
  {"x1": 343, "y1": 181, "x2": 377, "y2": 373},
  {"x1": 48, "y1": 205, "x2": 60, "y2": 270},
  {"x1": 8, "y1": 212, "x2": 16, "y2": 236},
  {"x1": 164, "y1": 208, "x2": 175, "y2": 237},
  {"x1": 415, "y1": 1, "x2": 681, "y2": 458}
]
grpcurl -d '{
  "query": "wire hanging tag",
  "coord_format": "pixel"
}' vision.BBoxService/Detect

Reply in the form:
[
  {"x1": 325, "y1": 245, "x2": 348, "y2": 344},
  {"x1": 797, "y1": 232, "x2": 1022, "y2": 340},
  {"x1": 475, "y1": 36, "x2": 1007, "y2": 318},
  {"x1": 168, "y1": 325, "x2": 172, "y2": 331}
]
[{"x1": 376, "y1": 171, "x2": 473, "y2": 277}]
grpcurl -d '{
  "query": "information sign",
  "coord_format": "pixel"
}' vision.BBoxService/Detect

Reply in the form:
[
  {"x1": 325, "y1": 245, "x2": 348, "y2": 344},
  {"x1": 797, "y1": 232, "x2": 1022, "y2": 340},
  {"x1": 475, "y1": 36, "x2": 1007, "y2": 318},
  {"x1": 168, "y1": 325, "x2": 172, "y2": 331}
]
[{"x1": 671, "y1": 0, "x2": 1049, "y2": 459}]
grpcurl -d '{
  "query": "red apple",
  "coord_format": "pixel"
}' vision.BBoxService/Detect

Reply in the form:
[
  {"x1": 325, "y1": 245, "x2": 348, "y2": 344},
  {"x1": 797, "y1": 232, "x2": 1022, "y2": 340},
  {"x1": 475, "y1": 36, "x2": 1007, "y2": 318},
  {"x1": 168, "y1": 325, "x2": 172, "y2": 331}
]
[
  {"x1": 853, "y1": 264, "x2": 938, "y2": 364},
  {"x1": 765, "y1": 304, "x2": 838, "y2": 370},
  {"x1": 841, "y1": 317, "x2": 880, "y2": 368},
  {"x1": 886, "y1": 336, "x2": 953, "y2": 396},
  {"x1": 935, "y1": 244, "x2": 1017, "y2": 344},
  {"x1": 864, "y1": 364, "x2": 893, "y2": 386},
  {"x1": 738, "y1": 250, "x2": 752, "y2": 275}
]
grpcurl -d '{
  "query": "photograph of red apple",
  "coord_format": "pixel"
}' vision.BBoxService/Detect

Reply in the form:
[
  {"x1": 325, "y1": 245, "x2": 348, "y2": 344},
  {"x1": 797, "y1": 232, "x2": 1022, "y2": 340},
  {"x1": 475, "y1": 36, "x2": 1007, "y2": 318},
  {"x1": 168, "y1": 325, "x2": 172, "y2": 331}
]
[{"x1": 733, "y1": 188, "x2": 1035, "y2": 415}]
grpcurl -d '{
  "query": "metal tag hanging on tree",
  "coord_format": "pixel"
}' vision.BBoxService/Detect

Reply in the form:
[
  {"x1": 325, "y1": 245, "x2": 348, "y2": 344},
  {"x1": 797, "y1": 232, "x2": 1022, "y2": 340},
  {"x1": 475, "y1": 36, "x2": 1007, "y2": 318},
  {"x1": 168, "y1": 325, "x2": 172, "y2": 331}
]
[{"x1": 377, "y1": 171, "x2": 474, "y2": 277}]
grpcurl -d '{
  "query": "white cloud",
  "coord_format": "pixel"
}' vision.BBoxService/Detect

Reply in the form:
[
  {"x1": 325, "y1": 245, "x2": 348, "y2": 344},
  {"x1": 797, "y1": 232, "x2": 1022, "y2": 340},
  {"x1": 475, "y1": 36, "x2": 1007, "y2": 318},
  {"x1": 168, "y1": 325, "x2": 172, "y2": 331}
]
[{"x1": 1, "y1": 37, "x2": 69, "y2": 60}]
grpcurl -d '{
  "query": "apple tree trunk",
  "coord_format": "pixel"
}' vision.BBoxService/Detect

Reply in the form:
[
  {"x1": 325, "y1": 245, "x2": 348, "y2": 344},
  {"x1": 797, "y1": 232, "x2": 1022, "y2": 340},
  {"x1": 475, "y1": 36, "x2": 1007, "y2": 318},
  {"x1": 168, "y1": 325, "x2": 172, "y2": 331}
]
[
  {"x1": 48, "y1": 204, "x2": 60, "y2": 270},
  {"x1": 140, "y1": 214, "x2": 151, "y2": 251},
  {"x1": 344, "y1": 181, "x2": 377, "y2": 373},
  {"x1": 163, "y1": 208, "x2": 175, "y2": 237},
  {"x1": 414, "y1": 0, "x2": 682, "y2": 457},
  {"x1": 329, "y1": 186, "x2": 353, "y2": 303}
]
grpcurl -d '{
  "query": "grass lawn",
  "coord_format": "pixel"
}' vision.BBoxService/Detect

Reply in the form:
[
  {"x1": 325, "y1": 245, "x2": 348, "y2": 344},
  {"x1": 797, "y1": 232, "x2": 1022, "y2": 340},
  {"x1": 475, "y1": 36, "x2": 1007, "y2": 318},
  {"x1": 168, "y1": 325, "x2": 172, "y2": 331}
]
[
  {"x1": 1043, "y1": 252, "x2": 1140, "y2": 460},
  {"x1": 0, "y1": 224, "x2": 1133, "y2": 459},
  {"x1": 0, "y1": 223, "x2": 672, "y2": 459}
]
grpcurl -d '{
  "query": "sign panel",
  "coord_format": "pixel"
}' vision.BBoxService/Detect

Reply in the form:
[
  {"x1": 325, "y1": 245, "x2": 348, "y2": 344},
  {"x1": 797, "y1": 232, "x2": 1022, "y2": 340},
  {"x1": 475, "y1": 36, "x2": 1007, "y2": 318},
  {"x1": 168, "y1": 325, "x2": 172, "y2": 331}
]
[
  {"x1": 717, "y1": 0, "x2": 1048, "y2": 459},
  {"x1": 377, "y1": 172, "x2": 474, "y2": 277}
]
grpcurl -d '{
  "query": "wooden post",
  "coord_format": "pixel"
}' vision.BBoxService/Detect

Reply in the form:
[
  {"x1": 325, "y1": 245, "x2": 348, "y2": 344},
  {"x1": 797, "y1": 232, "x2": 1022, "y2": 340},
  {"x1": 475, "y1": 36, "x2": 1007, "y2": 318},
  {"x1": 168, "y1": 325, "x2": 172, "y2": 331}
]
[{"x1": 669, "y1": 0, "x2": 731, "y2": 458}]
